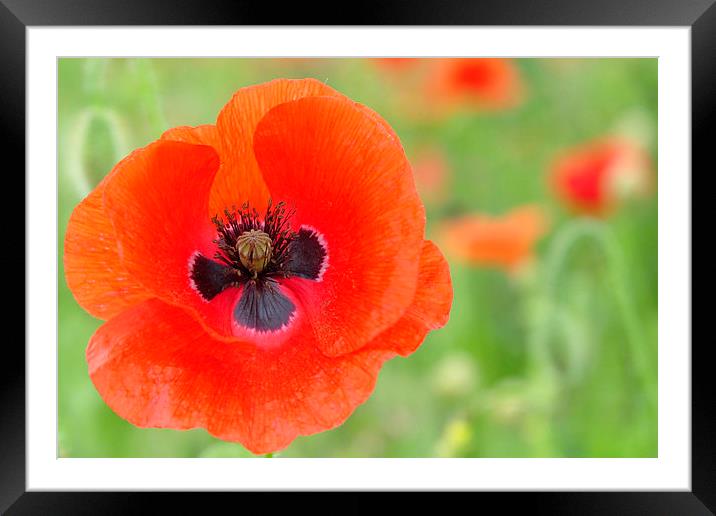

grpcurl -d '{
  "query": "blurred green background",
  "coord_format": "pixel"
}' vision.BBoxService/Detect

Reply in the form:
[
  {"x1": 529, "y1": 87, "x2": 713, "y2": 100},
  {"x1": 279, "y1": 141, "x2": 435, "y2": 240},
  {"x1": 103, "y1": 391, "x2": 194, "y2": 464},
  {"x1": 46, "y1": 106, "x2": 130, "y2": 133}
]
[{"x1": 58, "y1": 58, "x2": 657, "y2": 458}]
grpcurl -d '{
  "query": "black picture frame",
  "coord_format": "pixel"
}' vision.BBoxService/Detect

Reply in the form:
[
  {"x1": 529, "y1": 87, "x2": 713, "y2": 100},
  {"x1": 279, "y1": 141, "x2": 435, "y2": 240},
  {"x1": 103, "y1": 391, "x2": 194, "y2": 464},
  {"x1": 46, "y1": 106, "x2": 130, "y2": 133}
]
[{"x1": 2, "y1": 1, "x2": 707, "y2": 513}]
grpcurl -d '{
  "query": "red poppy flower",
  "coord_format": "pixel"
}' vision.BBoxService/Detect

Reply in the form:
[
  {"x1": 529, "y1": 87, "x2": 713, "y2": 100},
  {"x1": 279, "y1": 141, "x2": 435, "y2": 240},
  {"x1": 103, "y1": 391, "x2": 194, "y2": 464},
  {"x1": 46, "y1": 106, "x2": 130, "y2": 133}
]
[
  {"x1": 439, "y1": 205, "x2": 548, "y2": 272},
  {"x1": 427, "y1": 58, "x2": 525, "y2": 112},
  {"x1": 64, "y1": 78, "x2": 453, "y2": 454},
  {"x1": 375, "y1": 59, "x2": 524, "y2": 121},
  {"x1": 550, "y1": 137, "x2": 652, "y2": 216}
]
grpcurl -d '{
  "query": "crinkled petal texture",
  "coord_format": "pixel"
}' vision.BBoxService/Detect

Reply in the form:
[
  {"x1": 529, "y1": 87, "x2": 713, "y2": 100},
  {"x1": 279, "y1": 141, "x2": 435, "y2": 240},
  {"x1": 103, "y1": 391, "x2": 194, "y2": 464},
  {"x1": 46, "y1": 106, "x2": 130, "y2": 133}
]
[
  {"x1": 65, "y1": 78, "x2": 453, "y2": 453},
  {"x1": 163, "y1": 79, "x2": 342, "y2": 213},
  {"x1": 64, "y1": 149, "x2": 158, "y2": 320},
  {"x1": 87, "y1": 239, "x2": 451, "y2": 454},
  {"x1": 100, "y1": 140, "x2": 250, "y2": 338},
  {"x1": 369, "y1": 241, "x2": 452, "y2": 356},
  {"x1": 254, "y1": 95, "x2": 425, "y2": 355},
  {"x1": 87, "y1": 298, "x2": 396, "y2": 454}
]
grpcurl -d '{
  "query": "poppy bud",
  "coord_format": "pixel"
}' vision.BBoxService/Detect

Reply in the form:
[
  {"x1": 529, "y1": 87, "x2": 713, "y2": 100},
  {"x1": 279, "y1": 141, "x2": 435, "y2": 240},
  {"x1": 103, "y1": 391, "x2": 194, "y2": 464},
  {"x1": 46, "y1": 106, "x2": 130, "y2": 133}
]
[{"x1": 236, "y1": 230, "x2": 272, "y2": 275}]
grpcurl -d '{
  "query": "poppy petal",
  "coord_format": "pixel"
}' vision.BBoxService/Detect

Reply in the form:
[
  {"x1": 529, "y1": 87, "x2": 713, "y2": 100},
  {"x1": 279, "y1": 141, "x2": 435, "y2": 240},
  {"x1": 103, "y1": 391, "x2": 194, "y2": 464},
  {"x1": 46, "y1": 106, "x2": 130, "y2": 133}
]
[
  {"x1": 101, "y1": 140, "x2": 241, "y2": 336},
  {"x1": 254, "y1": 95, "x2": 425, "y2": 356},
  {"x1": 161, "y1": 124, "x2": 219, "y2": 147},
  {"x1": 233, "y1": 280, "x2": 296, "y2": 333},
  {"x1": 87, "y1": 298, "x2": 395, "y2": 454},
  {"x1": 189, "y1": 253, "x2": 237, "y2": 301},
  {"x1": 285, "y1": 226, "x2": 328, "y2": 281},
  {"x1": 210, "y1": 78, "x2": 344, "y2": 214},
  {"x1": 368, "y1": 240, "x2": 452, "y2": 356},
  {"x1": 354, "y1": 102, "x2": 401, "y2": 142},
  {"x1": 63, "y1": 151, "x2": 153, "y2": 320}
]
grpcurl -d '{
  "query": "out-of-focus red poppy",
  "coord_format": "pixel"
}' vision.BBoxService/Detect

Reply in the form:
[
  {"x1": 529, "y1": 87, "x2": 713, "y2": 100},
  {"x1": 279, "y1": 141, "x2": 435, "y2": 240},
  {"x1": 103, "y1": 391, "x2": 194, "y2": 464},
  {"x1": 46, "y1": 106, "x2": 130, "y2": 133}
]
[
  {"x1": 64, "y1": 78, "x2": 453, "y2": 454},
  {"x1": 411, "y1": 147, "x2": 451, "y2": 205},
  {"x1": 373, "y1": 59, "x2": 524, "y2": 120},
  {"x1": 550, "y1": 137, "x2": 652, "y2": 216},
  {"x1": 440, "y1": 205, "x2": 548, "y2": 272},
  {"x1": 427, "y1": 58, "x2": 525, "y2": 112}
]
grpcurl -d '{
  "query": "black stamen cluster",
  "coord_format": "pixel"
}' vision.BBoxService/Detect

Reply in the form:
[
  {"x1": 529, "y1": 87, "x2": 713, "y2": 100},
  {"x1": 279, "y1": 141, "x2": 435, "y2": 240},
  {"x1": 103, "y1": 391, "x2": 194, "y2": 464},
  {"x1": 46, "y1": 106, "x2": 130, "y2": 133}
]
[{"x1": 211, "y1": 200, "x2": 296, "y2": 280}]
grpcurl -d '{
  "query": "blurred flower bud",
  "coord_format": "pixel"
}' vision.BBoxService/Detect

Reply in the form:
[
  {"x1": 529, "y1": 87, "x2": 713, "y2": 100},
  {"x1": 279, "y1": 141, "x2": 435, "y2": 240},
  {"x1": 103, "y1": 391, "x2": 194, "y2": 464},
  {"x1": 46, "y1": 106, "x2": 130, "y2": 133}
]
[
  {"x1": 432, "y1": 352, "x2": 479, "y2": 398},
  {"x1": 435, "y1": 418, "x2": 472, "y2": 457},
  {"x1": 613, "y1": 108, "x2": 654, "y2": 150},
  {"x1": 486, "y1": 379, "x2": 530, "y2": 424}
]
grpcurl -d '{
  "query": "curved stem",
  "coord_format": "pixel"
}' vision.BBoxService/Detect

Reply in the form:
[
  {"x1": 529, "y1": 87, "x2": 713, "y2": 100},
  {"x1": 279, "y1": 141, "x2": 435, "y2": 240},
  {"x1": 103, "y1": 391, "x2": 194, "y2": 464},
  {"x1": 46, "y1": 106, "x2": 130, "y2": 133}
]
[
  {"x1": 540, "y1": 218, "x2": 656, "y2": 412},
  {"x1": 82, "y1": 59, "x2": 109, "y2": 100},
  {"x1": 131, "y1": 59, "x2": 168, "y2": 136}
]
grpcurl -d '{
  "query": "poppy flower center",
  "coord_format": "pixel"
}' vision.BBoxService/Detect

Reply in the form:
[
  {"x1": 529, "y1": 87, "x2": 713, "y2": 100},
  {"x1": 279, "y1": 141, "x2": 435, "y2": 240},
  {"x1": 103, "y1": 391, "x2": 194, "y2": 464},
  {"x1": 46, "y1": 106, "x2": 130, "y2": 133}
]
[
  {"x1": 189, "y1": 201, "x2": 328, "y2": 334},
  {"x1": 235, "y1": 229, "x2": 273, "y2": 276}
]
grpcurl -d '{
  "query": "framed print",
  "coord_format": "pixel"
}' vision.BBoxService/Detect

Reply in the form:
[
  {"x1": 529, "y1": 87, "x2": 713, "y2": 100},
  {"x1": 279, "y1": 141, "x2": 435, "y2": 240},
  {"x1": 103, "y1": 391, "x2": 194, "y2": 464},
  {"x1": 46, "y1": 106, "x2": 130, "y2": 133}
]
[{"x1": 3, "y1": 0, "x2": 708, "y2": 513}]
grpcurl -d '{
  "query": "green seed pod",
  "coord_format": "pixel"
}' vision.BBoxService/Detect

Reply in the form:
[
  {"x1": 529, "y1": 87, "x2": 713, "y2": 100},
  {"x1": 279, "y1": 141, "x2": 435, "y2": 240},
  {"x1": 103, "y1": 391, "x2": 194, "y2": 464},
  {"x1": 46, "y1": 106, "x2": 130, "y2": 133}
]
[{"x1": 235, "y1": 230, "x2": 273, "y2": 275}]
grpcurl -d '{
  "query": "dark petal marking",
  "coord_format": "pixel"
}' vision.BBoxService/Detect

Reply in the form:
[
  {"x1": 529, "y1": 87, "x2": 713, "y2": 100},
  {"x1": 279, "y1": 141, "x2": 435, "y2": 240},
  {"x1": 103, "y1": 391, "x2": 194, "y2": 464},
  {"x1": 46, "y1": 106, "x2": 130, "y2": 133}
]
[
  {"x1": 234, "y1": 281, "x2": 296, "y2": 332},
  {"x1": 189, "y1": 253, "x2": 238, "y2": 301},
  {"x1": 285, "y1": 227, "x2": 328, "y2": 281}
]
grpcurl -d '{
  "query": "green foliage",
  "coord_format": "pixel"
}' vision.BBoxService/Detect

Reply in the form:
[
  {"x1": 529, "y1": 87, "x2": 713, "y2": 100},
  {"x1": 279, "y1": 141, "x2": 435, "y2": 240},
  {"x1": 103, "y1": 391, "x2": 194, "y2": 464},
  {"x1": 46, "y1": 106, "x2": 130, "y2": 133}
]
[{"x1": 58, "y1": 58, "x2": 657, "y2": 457}]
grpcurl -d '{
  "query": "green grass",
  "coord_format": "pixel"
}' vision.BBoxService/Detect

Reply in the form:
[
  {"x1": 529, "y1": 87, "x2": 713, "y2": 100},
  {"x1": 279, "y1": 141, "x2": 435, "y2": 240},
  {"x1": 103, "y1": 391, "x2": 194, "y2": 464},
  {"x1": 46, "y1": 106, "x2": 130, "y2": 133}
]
[{"x1": 58, "y1": 58, "x2": 657, "y2": 458}]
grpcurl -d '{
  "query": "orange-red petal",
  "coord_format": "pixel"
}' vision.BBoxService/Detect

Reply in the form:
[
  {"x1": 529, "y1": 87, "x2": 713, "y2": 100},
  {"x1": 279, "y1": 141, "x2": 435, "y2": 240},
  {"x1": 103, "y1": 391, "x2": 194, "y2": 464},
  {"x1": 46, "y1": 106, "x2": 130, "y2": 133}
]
[
  {"x1": 368, "y1": 240, "x2": 452, "y2": 356},
  {"x1": 440, "y1": 205, "x2": 548, "y2": 271},
  {"x1": 161, "y1": 124, "x2": 220, "y2": 147},
  {"x1": 100, "y1": 140, "x2": 239, "y2": 335},
  {"x1": 253, "y1": 95, "x2": 425, "y2": 356},
  {"x1": 63, "y1": 151, "x2": 154, "y2": 320},
  {"x1": 209, "y1": 78, "x2": 344, "y2": 214},
  {"x1": 87, "y1": 298, "x2": 395, "y2": 454}
]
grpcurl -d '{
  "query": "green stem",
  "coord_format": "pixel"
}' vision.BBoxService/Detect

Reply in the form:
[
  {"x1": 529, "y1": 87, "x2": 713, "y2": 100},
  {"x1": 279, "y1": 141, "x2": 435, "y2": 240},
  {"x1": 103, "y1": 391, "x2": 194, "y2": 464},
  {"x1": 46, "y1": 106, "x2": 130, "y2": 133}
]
[
  {"x1": 131, "y1": 59, "x2": 168, "y2": 136},
  {"x1": 82, "y1": 59, "x2": 109, "y2": 100},
  {"x1": 540, "y1": 218, "x2": 656, "y2": 413},
  {"x1": 516, "y1": 218, "x2": 657, "y2": 455},
  {"x1": 515, "y1": 265, "x2": 557, "y2": 456}
]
